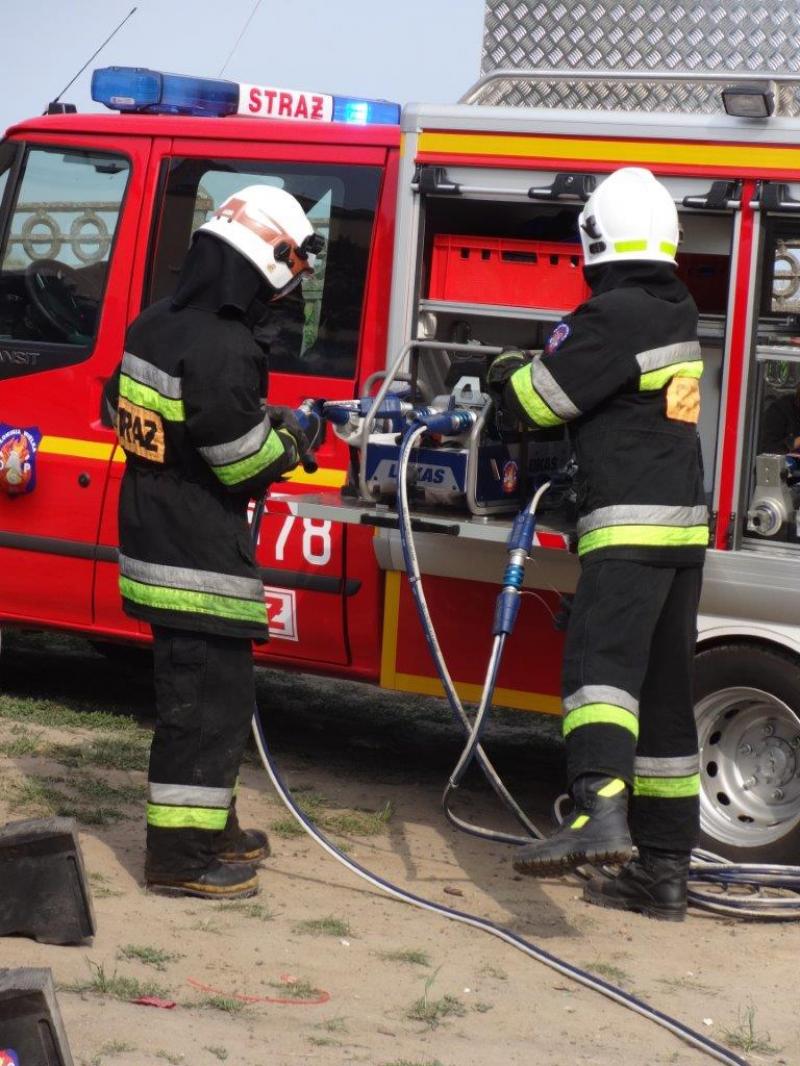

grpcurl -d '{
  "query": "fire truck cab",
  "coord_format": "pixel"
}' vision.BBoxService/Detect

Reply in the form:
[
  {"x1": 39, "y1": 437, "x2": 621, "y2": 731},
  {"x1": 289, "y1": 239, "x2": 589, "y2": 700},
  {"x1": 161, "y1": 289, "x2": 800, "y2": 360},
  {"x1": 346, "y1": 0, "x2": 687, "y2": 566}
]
[{"x1": 2, "y1": 64, "x2": 800, "y2": 864}]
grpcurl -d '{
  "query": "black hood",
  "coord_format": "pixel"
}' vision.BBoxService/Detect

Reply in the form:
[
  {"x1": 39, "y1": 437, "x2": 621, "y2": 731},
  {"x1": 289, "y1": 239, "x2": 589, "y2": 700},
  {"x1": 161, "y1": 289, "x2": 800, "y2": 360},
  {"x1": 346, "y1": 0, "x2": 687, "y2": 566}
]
[
  {"x1": 584, "y1": 260, "x2": 688, "y2": 303},
  {"x1": 171, "y1": 232, "x2": 272, "y2": 325}
]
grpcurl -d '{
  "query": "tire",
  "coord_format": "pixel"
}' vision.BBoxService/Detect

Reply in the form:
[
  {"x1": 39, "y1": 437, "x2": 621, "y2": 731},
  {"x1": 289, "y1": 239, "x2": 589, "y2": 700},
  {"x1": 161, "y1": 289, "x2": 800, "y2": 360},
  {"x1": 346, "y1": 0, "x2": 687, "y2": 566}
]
[{"x1": 694, "y1": 643, "x2": 800, "y2": 863}]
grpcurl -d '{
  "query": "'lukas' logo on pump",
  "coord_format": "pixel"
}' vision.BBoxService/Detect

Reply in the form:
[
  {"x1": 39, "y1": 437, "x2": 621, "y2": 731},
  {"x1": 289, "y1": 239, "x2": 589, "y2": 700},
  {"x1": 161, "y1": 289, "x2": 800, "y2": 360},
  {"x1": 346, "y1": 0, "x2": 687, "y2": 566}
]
[{"x1": 0, "y1": 1050, "x2": 21, "y2": 1066}]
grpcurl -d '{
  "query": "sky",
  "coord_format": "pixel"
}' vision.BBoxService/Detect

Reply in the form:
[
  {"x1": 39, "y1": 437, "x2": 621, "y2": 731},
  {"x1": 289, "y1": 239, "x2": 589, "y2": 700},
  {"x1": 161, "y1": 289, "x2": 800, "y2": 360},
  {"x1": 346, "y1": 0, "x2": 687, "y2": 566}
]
[{"x1": 0, "y1": 0, "x2": 487, "y2": 135}]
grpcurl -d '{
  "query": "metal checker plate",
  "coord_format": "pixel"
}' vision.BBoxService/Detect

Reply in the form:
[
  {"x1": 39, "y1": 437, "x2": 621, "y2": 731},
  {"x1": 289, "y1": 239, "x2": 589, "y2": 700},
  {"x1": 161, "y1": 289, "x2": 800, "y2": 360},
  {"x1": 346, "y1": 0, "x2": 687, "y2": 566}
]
[{"x1": 481, "y1": 2, "x2": 800, "y2": 114}]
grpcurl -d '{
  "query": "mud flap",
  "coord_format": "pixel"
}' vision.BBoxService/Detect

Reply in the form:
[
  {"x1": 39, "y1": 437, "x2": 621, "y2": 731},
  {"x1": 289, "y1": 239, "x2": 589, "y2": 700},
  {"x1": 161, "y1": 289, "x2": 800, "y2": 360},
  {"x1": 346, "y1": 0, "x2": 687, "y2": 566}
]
[
  {"x1": 0, "y1": 818, "x2": 95, "y2": 945},
  {"x1": 0, "y1": 968, "x2": 74, "y2": 1066}
]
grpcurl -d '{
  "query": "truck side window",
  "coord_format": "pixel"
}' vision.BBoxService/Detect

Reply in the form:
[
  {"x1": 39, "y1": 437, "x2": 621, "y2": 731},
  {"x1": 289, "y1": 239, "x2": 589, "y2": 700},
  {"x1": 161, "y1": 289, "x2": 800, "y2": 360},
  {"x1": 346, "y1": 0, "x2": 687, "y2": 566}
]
[
  {"x1": 146, "y1": 158, "x2": 381, "y2": 379},
  {"x1": 0, "y1": 144, "x2": 129, "y2": 380}
]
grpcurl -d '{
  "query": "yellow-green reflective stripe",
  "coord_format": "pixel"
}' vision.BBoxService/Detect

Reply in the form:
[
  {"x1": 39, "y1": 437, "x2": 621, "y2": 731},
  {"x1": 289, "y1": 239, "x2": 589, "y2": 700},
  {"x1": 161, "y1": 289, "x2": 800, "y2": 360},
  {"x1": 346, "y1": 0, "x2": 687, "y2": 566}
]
[
  {"x1": 563, "y1": 704, "x2": 639, "y2": 739},
  {"x1": 639, "y1": 360, "x2": 704, "y2": 391},
  {"x1": 571, "y1": 814, "x2": 590, "y2": 829},
  {"x1": 613, "y1": 239, "x2": 647, "y2": 252},
  {"x1": 213, "y1": 428, "x2": 285, "y2": 486},
  {"x1": 509, "y1": 365, "x2": 565, "y2": 428},
  {"x1": 578, "y1": 523, "x2": 709, "y2": 556},
  {"x1": 660, "y1": 241, "x2": 677, "y2": 257},
  {"x1": 147, "y1": 803, "x2": 229, "y2": 830},
  {"x1": 120, "y1": 576, "x2": 266, "y2": 624},
  {"x1": 633, "y1": 773, "x2": 701, "y2": 799},
  {"x1": 119, "y1": 375, "x2": 185, "y2": 421},
  {"x1": 597, "y1": 777, "x2": 626, "y2": 798}
]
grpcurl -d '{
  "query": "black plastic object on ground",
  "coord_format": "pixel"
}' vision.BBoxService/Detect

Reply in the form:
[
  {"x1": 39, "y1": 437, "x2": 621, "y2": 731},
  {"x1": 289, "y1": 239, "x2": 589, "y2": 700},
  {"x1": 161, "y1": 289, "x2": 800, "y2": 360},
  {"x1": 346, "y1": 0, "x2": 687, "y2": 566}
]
[
  {"x1": 0, "y1": 818, "x2": 95, "y2": 944},
  {"x1": 0, "y1": 968, "x2": 74, "y2": 1065}
]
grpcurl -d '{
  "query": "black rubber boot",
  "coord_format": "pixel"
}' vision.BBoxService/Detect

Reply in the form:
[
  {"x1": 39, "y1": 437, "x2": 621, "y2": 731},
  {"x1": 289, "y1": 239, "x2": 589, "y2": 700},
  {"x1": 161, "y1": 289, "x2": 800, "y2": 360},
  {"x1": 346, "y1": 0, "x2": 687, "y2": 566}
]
[
  {"x1": 513, "y1": 774, "x2": 632, "y2": 876},
  {"x1": 145, "y1": 856, "x2": 260, "y2": 899},
  {"x1": 216, "y1": 798, "x2": 270, "y2": 864},
  {"x1": 582, "y1": 847, "x2": 690, "y2": 921}
]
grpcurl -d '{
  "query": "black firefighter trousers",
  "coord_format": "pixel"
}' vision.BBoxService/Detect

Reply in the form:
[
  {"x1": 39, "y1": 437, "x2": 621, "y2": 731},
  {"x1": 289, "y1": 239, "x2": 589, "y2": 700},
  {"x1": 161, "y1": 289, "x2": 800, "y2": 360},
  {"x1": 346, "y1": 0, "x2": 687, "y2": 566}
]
[
  {"x1": 146, "y1": 626, "x2": 255, "y2": 877},
  {"x1": 561, "y1": 560, "x2": 703, "y2": 855}
]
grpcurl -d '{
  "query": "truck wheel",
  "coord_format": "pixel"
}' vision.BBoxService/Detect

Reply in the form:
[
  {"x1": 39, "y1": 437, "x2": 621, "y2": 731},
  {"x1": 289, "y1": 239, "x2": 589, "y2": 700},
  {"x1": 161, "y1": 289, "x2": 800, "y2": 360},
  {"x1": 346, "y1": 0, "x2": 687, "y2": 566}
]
[{"x1": 694, "y1": 643, "x2": 800, "y2": 863}]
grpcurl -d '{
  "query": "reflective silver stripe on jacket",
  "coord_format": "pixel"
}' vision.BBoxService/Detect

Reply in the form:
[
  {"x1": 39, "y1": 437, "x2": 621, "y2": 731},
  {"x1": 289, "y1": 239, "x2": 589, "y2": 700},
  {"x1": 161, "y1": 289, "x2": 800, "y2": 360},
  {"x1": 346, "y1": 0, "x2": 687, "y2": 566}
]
[
  {"x1": 148, "y1": 782, "x2": 233, "y2": 807},
  {"x1": 198, "y1": 414, "x2": 271, "y2": 467},
  {"x1": 635, "y1": 340, "x2": 702, "y2": 374},
  {"x1": 563, "y1": 684, "x2": 639, "y2": 716},
  {"x1": 119, "y1": 554, "x2": 264, "y2": 601},
  {"x1": 531, "y1": 356, "x2": 582, "y2": 421},
  {"x1": 121, "y1": 351, "x2": 183, "y2": 398},
  {"x1": 633, "y1": 754, "x2": 700, "y2": 777},
  {"x1": 576, "y1": 504, "x2": 709, "y2": 538}
]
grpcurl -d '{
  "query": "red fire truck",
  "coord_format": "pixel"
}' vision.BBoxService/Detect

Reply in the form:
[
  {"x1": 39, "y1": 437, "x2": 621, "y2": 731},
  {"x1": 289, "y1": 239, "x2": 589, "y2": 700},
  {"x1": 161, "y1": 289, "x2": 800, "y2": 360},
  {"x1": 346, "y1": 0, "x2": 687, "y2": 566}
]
[{"x1": 2, "y1": 64, "x2": 800, "y2": 863}]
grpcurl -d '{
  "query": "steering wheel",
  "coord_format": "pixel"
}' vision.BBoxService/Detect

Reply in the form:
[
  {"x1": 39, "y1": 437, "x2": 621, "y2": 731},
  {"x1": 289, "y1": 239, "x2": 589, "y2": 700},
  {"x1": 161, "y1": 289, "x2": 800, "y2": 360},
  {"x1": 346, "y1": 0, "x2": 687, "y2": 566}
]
[{"x1": 24, "y1": 259, "x2": 93, "y2": 341}]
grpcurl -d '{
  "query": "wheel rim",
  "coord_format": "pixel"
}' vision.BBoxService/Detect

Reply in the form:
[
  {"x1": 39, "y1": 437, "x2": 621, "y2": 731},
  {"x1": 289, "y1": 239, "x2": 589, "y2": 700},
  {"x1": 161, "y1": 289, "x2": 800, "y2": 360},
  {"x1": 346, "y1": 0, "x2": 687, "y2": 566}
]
[{"x1": 696, "y1": 685, "x2": 800, "y2": 849}]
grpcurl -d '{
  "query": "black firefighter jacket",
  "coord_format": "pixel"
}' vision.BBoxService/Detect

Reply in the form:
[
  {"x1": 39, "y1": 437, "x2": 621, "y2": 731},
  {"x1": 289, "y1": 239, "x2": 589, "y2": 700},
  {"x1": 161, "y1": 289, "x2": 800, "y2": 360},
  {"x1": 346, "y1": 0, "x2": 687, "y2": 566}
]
[
  {"x1": 503, "y1": 262, "x2": 708, "y2": 567},
  {"x1": 107, "y1": 294, "x2": 298, "y2": 641}
]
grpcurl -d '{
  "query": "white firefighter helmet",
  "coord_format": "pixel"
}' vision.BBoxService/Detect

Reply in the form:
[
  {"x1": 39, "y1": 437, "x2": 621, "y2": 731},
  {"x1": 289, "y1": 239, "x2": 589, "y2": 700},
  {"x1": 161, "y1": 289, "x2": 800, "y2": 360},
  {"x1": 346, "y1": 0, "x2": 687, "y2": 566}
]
[
  {"x1": 578, "y1": 167, "x2": 679, "y2": 269},
  {"x1": 199, "y1": 184, "x2": 324, "y2": 298}
]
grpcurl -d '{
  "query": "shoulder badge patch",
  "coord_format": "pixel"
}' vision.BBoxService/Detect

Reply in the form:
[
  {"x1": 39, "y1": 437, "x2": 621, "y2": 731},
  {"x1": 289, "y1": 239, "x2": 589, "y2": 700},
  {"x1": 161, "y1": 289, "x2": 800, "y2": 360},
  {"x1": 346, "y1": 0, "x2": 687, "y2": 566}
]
[{"x1": 545, "y1": 322, "x2": 570, "y2": 355}]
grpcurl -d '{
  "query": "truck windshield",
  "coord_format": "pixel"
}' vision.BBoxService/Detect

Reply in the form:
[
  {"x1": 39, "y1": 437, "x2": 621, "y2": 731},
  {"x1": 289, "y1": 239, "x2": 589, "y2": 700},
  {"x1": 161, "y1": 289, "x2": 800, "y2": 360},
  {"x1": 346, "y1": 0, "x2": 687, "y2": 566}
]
[
  {"x1": 146, "y1": 157, "x2": 382, "y2": 379},
  {"x1": 0, "y1": 142, "x2": 129, "y2": 380}
]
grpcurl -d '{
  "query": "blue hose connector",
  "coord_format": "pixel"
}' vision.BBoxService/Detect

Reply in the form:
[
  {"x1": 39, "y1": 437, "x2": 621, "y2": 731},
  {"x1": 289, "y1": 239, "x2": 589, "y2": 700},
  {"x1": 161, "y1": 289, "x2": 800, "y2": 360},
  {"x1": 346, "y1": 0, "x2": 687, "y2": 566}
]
[
  {"x1": 493, "y1": 588, "x2": 521, "y2": 635},
  {"x1": 414, "y1": 409, "x2": 476, "y2": 435},
  {"x1": 507, "y1": 510, "x2": 536, "y2": 553}
]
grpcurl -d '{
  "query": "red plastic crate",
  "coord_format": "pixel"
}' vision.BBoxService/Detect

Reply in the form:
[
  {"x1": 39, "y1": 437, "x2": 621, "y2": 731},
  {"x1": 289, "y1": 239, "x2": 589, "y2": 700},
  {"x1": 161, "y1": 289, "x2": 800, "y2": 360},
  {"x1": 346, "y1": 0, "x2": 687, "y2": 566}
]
[{"x1": 428, "y1": 235, "x2": 589, "y2": 310}]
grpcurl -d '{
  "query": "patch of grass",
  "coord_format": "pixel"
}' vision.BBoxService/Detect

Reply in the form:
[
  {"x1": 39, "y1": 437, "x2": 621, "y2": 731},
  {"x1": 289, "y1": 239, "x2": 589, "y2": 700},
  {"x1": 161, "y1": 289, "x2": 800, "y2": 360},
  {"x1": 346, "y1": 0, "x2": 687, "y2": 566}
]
[
  {"x1": 316, "y1": 1016, "x2": 348, "y2": 1033},
  {"x1": 722, "y1": 1003, "x2": 779, "y2": 1055},
  {"x1": 294, "y1": 915, "x2": 351, "y2": 938},
  {"x1": 154, "y1": 1052, "x2": 183, "y2": 1064},
  {"x1": 88, "y1": 871, "x2": 123, "y2": 899},
  {"x1": 64, "y1": 959, "x2": 168, "y2": 1002},
  {"x1": 284, "y1": 789, "x2": 393, "y2": 837},
  {"x1": 98, "y1": 1041, "x2": 136, "y2": 1056},
  {"x1": 378, "y1": 948, "x2": 431, "y2": 967},
  {"x1": 117, "y1": 944, "x2": 182, "y2": 971},
  {"x1": 406, "y1": 969, "x2": 466, "y2": 1029},
  {"x1": 473, "y1": 1001, "x2": 493, "y2": 1013},
  {"x1": 323, "y1": 801, "x2": 393, "y2": 836},
  {"x1": 268, "y1": 978, "x2": 322, "y2": 1000},
  {"x1": 48, "y1": 734, "x2": 150, "y2": 772},
  {"x1": 0, "y1": 694, "x2": 139, "y2": 733},
  {"x1": 196, "y1": 996, "x2": 248, "y2": 1014},
  {"x1": 585, "y1": 960, "x2": 631, "y2": 985},
  {"x1": 0, "y1": 728, "x2": 42, "y2": 757},
  {"x1": 480, "y1": 964, "x2": 507, "y2": 980},
  {"x1": 70, "y1": 775, "x2": 144, "y2": 804},
  {"x1": 7, "y1": 775, "x2": 129, "y2": 826},
  {"x1": 214, "y1": 901, "x2": 274, "y2": 921},
  {"x1": 204, "y1": 1047, "x2": 228, "y2": 1061},
  {"x1": 309, "y1": 1036, "x2": 340, "y2": 1047},
  {"x1": 269, "y1": 817, "x2": 306, "y2": 839},
  {"x1": 383, "y1": 1060, "x2": 446, "y2": 1066},
  {"x1": 657, "y1": 976, "x2": 718, "y2": 996}
]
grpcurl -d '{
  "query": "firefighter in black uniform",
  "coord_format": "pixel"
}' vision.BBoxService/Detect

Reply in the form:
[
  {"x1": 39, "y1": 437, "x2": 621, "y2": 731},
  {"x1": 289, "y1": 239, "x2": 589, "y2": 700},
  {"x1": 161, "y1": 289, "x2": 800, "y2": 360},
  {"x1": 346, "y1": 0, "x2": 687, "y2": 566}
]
[
  {"x1": 489, "y1": 167, "x2": 707, "y2": 921},
  {"x1": 107, "y1": 185, "x2": 324, "y2": 899}
]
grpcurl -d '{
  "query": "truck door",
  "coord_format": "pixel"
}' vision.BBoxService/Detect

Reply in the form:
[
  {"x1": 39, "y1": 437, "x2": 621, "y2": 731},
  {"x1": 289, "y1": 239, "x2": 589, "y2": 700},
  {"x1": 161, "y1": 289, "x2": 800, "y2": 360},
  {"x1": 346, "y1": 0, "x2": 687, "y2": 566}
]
[
  {"x1": 98, "y1": 140, "x2": 386, "y2": 666},
  {"x1": 0, "y1": 134, "x2": 146, "y2": 627}
]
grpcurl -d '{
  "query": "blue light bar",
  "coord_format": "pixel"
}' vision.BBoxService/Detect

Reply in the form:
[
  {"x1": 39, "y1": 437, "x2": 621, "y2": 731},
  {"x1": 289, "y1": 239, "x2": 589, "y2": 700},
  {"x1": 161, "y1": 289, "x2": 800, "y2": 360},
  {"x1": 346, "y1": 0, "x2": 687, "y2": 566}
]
[
  {"x1": 92, "y1": 67, "x2": 238, "y2": 117},
  {"x1": 91, "y1": 66, "x2": 400, "y2": 125},
  {"x1": 332, "y1": 95, "x2": 401, "y2": 125}
]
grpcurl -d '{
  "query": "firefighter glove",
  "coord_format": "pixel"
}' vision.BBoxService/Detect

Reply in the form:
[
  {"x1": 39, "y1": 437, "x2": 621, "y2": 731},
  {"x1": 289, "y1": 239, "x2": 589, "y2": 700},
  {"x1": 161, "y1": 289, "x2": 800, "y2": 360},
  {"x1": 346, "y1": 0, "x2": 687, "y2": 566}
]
[{"x1": 486, "y1": 348, "x2": 533, "y2": 399}]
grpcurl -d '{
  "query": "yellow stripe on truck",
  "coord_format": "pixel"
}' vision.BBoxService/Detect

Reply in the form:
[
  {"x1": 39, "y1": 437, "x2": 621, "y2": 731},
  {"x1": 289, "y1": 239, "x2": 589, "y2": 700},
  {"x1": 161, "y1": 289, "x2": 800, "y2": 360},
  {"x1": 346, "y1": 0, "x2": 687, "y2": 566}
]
[
  {"x1": 40, "y1": 435, "x2": 346, "y2": 486},
  {"x1": 417, "y1": 131, "x2": 800, "y2": 173}
]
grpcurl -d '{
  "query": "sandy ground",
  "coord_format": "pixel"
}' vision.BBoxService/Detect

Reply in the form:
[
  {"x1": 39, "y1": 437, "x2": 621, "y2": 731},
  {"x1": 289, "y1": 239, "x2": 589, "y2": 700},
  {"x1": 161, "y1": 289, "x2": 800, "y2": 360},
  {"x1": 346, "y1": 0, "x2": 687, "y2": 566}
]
[{"x1": 0, "y1": 633, "x2": 798, "y2": 1066}]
